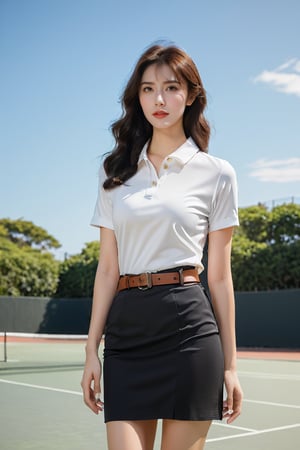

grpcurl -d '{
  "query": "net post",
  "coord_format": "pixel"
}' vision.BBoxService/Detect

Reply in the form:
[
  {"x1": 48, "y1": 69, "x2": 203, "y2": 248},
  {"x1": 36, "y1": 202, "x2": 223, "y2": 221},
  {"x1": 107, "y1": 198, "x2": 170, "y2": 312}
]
[{"x1": 4, "y1": 331, "x2": 7, "y2": 362}]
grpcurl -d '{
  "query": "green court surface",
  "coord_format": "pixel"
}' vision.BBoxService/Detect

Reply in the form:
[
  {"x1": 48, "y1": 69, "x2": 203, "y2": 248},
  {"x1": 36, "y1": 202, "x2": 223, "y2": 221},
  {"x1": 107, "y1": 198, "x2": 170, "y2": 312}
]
[{"x1": 0, "y1": 336, "x2": 299, "y2": 450}]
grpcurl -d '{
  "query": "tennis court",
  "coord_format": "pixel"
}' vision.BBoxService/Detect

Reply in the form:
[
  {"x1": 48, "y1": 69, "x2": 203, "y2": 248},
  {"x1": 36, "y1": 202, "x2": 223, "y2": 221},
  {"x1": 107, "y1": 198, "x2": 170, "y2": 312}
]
[{"x1": 0, "y1": 334, "x2": 299, "y2": 450}]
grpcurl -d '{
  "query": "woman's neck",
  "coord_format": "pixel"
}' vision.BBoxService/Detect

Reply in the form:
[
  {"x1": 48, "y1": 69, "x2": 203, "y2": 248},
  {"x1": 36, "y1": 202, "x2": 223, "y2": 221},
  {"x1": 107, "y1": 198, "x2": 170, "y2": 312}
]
[{"x1": 148, "y1": 129, "x2": 187, "y2": 158}]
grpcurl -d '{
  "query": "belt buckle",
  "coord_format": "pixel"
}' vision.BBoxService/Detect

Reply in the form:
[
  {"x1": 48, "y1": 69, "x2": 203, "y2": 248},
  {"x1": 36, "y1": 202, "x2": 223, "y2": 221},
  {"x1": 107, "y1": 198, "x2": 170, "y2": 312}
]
[
  {"x1": 178, "y1": 268, "x2": 184, "y2": 285},
  {"x1": 138, "y1": 272, "x2": 153, "y2": 290}
]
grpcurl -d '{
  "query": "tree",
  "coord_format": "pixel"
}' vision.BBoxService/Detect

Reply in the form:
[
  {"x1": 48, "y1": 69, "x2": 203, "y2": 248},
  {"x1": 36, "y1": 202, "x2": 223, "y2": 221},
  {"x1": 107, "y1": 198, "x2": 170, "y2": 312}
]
[
  {"x1": 0, "y1": 218, "x2": 60, "y2": 296},
  {"x1": 236, "y1": 204, "x2": 269, "y2": 243},
  {"x1": 0, "y1": 218, "x2": 60, "y2": 250},
  {"x1": 231, "y1": 203, "x2": 300, "y2": 291},
  {"x1": 56, "y1": 241, "x2": 99, "y2": 297},
  {"x1": 268, "y1": 203, "x2": 300, "y2": 244}
]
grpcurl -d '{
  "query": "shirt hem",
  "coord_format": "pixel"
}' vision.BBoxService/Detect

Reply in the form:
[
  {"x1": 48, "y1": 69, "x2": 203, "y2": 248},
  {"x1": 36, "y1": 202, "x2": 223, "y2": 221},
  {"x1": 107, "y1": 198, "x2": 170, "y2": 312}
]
[
  {"x1": 90, "y1": 221, "x2": 114, "y2": 230},
  {"x1": 209, "y1": 219, "x2": 239, "y2": 233}
]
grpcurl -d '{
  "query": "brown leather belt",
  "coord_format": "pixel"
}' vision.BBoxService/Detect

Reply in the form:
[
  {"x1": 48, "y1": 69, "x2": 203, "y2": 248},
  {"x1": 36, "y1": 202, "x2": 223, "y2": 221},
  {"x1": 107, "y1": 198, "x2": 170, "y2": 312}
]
[{"x1": 117, "y1": 268, "x2": 200, "y2": 292}]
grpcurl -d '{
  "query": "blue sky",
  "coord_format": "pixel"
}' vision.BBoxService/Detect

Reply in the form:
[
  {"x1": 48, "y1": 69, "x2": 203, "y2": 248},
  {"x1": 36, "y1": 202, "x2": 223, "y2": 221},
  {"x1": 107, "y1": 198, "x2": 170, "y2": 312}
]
[{"x1": 1, "y1": 0, "x2": 300, "y2": 258}]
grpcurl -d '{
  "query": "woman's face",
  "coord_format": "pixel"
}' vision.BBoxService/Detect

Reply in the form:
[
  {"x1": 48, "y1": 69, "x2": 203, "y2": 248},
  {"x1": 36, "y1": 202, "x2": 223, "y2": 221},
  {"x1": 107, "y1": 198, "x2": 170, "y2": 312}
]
[{"x1": 139, "y1": 63, "x2": 191, "y2": 133}]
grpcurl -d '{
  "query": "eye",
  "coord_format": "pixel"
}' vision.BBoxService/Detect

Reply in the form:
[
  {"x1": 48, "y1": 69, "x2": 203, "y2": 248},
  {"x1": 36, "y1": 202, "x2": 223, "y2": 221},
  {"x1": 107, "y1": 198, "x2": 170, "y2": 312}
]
[
  {"x1": 166, "y1": 85, "x2": 179, "y2": 91},
  {"x1": 141, "y1": 86, "x2": 152, "y2": 93}
]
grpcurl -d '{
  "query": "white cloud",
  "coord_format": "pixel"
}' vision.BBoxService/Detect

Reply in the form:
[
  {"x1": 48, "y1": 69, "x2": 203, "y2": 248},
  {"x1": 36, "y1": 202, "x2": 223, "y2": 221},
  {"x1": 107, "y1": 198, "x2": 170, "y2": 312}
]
[
  {"x1": 253, "y1": 59, "x2": 300, "y2": 97},
  {"x1": 249, "y1": 158, "x2": 300, "y2": 182},
  {"x1": 294, "y1": 61, "x2": 300, "y2": 73}
]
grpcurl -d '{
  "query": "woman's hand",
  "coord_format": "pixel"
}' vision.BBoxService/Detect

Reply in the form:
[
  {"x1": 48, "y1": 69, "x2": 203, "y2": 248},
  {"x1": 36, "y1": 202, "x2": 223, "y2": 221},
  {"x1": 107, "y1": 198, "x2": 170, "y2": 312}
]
[
  {"x1": 81, "y1": 353, "x2": 104, "y2": 415},
  {"x1": 223, "y1": 369, "x2": 243, "y2": 424}
]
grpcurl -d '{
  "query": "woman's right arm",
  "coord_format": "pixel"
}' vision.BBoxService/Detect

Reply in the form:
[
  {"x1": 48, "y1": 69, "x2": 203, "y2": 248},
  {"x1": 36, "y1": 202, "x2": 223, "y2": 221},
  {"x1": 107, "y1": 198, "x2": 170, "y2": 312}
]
[{"x1": 81, "y1": 227, "x2": 119, "y2": 414}]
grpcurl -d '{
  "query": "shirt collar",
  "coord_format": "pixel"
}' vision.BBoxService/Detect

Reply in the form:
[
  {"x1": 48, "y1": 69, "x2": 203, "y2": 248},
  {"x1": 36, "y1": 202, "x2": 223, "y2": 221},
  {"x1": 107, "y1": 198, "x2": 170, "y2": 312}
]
[{"x1": 138, "y1": 137, "x2": 199, "y2": 166}]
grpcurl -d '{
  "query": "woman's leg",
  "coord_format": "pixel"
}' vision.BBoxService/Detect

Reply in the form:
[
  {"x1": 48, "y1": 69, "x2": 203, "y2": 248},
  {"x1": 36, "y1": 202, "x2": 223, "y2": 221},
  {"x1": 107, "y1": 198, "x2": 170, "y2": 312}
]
[
  {"x1": 106, "y1": 420, "x2": 158, "y2": 450},
  {"x1": 160, "y1": 419, "x2": 211, "y2": 450}
]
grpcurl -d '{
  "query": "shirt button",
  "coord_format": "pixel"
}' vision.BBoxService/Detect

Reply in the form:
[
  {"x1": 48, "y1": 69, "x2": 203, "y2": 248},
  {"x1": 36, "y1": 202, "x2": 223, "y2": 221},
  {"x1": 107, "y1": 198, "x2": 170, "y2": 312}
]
[
  {"x1": 163, "y1": 163, "x2": 168, "y2": 170},
  {"x1": 152, "y1": 181, "x2": 157, "y2": 186},
  {"x1": 167, "y1": 157, "x2": 172, "y2": 162}
]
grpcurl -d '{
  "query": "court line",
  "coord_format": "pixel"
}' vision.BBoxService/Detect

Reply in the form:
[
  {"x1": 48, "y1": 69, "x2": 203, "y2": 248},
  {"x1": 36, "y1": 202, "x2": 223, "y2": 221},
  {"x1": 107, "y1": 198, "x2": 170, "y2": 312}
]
[
  {"x1": 239, "y1": 371, "x2": 300, "y2": 381},
  {"x1": 243, "y1": 398, "x2": 300, "y2": 409},
  {"x1": 2, "y1": 332, "x2": 88, "y2": 339},
  {"x1": 0, "y1": 378, "x2": 82, "y2": 396},
  {"x1": 1, "y1": 379, "x2": 300, "y2": 411},
  {"x1": 213, "y1": 422, "x2": 257, "y2": 432},
  {"x1": 0, "y1": 379, "x2": 256, "y2": 431},
  {"x1": 0, "y1": 378, "x2": 258, "y2": 435},
  {"x1": 207, "y1": 423, "x2": 300, "y2": 442},
  {"x1": 1, "y1": 378, "x2": 299, "y2": 438}
]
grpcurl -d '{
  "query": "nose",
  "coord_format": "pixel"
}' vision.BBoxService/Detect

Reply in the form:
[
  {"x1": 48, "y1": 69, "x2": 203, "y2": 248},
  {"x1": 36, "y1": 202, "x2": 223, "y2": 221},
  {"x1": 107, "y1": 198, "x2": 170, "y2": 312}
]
[{"x1": 155, "y1": 92, "x2": 165, "y2": 106}]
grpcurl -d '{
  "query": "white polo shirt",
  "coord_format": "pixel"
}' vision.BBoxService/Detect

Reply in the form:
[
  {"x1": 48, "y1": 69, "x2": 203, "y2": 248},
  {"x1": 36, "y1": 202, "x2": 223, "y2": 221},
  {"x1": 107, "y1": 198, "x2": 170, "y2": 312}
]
[{"x1": 91, "y1": 138, "x2": 239, "y2": 275}]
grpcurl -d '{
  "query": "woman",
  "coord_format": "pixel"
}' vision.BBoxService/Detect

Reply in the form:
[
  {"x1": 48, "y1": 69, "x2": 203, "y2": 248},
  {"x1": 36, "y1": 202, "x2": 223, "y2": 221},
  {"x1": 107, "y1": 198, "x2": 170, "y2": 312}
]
[{"x1": 81, "y1": 43, "x2": 243, "y2": 450}]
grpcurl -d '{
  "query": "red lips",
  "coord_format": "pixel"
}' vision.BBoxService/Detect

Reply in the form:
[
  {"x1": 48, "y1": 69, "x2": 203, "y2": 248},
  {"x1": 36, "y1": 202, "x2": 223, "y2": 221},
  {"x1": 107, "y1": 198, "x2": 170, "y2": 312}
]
[{"x1": 153, "y1": 110, "x2": 169, "y2": 118}]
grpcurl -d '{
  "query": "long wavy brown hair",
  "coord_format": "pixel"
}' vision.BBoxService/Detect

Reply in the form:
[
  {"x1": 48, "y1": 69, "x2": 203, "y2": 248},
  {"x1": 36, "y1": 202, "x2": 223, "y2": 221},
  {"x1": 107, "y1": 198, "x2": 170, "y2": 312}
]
[{"x1": 103, "y1": 44, "x2": 210, "y2": 189}]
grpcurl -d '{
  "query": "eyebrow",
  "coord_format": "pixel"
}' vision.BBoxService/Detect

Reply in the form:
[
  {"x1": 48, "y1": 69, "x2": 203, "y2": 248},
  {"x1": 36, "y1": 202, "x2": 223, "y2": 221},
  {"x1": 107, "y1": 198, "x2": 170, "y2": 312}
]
[{"x1": 140, "y1": 80, "x2": 181, "y2": 85}]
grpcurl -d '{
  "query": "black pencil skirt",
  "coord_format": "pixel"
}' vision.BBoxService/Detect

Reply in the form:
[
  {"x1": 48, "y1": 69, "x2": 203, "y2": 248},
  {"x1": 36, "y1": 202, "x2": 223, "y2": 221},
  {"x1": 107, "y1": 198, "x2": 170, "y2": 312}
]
[{"x1": 103, "y1": 282, "x2": 224, "y2": 423}]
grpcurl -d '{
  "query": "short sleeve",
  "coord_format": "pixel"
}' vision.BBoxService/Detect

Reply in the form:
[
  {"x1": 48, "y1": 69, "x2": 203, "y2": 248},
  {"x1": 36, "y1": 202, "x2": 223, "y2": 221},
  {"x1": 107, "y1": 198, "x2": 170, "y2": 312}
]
[
  {"x1": 209, "y1": 160, "x2": 239, "y2": 232},
  {"x1": 90, "y1": 164, "x2": 114, "y2": 229}
]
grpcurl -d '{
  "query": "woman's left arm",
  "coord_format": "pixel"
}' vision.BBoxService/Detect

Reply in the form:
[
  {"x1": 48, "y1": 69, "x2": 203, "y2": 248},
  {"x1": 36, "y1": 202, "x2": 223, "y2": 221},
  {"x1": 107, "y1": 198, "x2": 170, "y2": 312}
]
[{"x1": 207, "y1": 227, "x2": 243, "y2": 424}]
